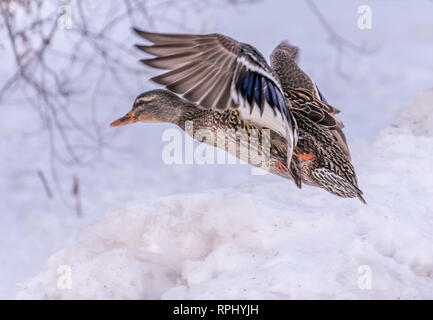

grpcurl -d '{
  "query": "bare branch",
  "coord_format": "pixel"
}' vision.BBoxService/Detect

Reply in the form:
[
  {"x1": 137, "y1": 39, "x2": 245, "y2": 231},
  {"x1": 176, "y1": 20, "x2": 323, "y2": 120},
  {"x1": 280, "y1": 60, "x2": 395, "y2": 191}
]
[{"x1": 305, "y1": 0, "x2": 380, "y2": 79}]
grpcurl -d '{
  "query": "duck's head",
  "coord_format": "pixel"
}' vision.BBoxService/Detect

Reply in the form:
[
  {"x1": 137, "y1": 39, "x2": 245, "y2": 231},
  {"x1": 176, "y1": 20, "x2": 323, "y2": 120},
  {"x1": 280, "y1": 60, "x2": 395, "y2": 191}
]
[{"x1": 110, "y1": 89, "x2": 184, "y2": 127}]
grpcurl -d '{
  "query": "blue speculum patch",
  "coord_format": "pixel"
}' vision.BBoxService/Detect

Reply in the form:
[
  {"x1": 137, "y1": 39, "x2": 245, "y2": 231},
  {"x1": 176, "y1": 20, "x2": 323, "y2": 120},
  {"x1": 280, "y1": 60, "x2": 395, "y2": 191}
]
[{"x1": 237, "y1": 71, "x2": 288, "y2": 119}]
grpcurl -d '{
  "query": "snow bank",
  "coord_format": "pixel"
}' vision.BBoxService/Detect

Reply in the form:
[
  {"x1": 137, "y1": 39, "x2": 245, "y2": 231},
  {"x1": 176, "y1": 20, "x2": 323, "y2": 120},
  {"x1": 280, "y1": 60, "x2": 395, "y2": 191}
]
[
  {"x1": 18, "y1": 91, "x2": 433, "y2": 299},
  {"x1": 399, "y1": 88, "x2": 433, "y2": 137}
]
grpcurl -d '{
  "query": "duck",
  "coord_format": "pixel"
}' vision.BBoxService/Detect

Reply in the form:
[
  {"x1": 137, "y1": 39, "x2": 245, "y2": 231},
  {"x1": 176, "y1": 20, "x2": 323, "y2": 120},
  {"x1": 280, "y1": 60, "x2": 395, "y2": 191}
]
[
  {"x1": 270, "y1": 42, "x2": 365, "y2": 203},
  {"x1": 111, "y1": 29, "x2": 365, "y2": 203}
]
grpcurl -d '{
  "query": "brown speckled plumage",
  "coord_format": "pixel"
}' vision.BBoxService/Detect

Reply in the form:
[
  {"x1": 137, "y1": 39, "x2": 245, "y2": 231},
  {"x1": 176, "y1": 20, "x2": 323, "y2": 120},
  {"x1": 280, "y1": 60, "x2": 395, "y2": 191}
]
[
  {"x1": 178, "y1": 98, "x2": 294, "y2": 182},
  {"x1": 269, "y1": 42, "x2": 365, "y2": 203}
]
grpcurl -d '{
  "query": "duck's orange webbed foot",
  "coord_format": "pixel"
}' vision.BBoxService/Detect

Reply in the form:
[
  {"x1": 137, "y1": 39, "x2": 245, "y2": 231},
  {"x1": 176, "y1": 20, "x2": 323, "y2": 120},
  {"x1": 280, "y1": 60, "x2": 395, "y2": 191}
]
[{"x1": 293, "y1": 152, "x2": 315, "y2": 161}]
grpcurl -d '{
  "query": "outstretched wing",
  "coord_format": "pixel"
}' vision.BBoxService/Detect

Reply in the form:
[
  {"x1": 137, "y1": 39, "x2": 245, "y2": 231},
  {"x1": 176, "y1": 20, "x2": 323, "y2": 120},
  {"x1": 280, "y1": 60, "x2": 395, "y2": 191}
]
[{"x1": 133, "y1": 28, "x2": 297, "y2": 161}]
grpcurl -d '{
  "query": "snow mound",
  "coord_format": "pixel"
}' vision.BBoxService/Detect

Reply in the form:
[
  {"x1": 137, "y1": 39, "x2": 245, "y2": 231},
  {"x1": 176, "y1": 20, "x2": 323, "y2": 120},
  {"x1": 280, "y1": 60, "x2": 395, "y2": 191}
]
[
  {"x1": 18, "y1": 91, "x2": 433, "y2": 299},
  {"x1": 399, "y1": 88, "x2": 433, "y2": 137}
]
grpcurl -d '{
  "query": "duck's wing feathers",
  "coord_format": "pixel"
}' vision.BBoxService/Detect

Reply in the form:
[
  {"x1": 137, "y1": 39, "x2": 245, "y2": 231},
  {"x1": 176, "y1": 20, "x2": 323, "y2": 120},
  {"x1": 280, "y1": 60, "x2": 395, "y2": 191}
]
[
  {"x1": 285, "y1": 88, "x2": 339, "y2": 127},
  {"x1": 311, "y1": 168, "x2": 365, "y2": 204},
  {"x1": 133, "y1": 28, "x2": 297, "y2": 159},
  {"x1": 285, "y1": 87, "x2": 351, "y2": 159}
]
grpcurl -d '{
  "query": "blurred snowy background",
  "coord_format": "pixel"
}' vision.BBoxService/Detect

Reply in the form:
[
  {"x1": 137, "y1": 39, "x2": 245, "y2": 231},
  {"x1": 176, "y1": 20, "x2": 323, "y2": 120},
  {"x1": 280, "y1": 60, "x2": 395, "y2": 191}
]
[{"x1": 1, "y1": 0, "x2": 433, "y2": 299}]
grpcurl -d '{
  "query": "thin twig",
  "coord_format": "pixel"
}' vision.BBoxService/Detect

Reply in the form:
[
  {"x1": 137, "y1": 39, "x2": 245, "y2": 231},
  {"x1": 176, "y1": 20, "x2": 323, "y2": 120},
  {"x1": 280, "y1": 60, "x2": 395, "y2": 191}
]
[
  {"x1": 36, "y1": 169, "x2": 53, "y2": 198},
  {"x1": 72, "y1": 175, "x2": 82, "y2": 217}
]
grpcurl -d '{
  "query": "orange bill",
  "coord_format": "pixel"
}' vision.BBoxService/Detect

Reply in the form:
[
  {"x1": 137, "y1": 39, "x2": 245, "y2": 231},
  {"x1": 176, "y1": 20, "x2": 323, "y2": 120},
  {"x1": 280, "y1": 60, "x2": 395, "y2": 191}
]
[{"x1": 110, "y1": 112, "x2": 138, "y2": 127}]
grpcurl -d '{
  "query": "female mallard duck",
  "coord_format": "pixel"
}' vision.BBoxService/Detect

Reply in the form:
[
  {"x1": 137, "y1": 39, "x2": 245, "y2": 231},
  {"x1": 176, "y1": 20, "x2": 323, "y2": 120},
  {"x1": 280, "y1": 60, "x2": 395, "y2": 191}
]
[{"x1": 111, "y1": 29, "x2": 365, "y2": 203}]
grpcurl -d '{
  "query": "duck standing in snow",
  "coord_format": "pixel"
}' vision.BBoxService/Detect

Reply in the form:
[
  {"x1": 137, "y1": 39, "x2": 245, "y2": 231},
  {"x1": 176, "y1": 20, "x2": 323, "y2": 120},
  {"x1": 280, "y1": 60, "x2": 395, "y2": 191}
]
[{"x1": 111, "y1": 29, "x2": 365, "y2": 203}]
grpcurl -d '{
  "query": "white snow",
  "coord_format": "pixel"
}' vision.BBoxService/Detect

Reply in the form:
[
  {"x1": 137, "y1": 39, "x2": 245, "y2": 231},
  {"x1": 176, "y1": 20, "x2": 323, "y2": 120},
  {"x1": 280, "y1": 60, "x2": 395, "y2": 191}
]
[
  {"x1": 17, "y1": 89, "x2": 433, "y2": 299},
  {"x1": 399, "y1": 89, "x2": 433, "y2": 137},
  {"x1": 2, "y1": 0, "x2": 433, "y2": 299}
]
